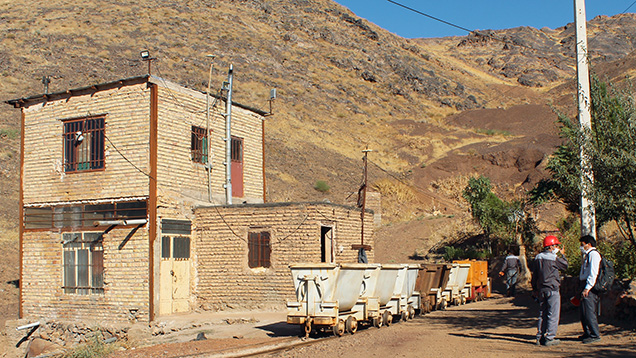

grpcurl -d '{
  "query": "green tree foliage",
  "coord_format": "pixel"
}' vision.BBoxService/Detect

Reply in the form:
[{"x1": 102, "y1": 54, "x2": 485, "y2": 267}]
[{"x1": 532, "y1": 76, "x2": 636, "y2": 250}]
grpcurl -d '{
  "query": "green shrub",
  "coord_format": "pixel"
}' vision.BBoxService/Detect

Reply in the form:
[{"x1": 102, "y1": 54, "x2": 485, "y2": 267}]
[
  {"x1": 62, "y1": 333, "x2": 116, "y2": 358},
  {"x1": 0, "y1": 128, "x2": 19, "y2": 139},
  {"x1": 313, "y1": 180, "x2": 330, "y2": 193}
]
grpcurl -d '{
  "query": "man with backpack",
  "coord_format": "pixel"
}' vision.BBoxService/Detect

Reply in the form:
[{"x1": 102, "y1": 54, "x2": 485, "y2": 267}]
[{"x1": 579, "y1": 234, "x2": 602, "y2": 344}]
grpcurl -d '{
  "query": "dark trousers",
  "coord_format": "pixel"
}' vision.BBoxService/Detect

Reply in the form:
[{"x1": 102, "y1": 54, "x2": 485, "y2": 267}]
[
  {"x1": 537, "y1": 290, "x2": 561, "y2": 341},
  {"x1": 579, "y1": 286, "x2": 600, "y2": 339}
]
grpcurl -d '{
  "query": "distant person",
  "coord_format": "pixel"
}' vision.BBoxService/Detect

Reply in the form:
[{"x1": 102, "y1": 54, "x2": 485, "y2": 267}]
[
  {"x1": 531, "y1": 235, "x2": 568, "y2": 346},
  {"x1": 579, "y1": 234, "x2": 602, "y2": 344},
  {"x1": 500, "y1": 249, "x2": 521, "y2": 296}
]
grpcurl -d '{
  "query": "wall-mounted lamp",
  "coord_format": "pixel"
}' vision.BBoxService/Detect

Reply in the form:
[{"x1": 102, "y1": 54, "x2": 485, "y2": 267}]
[
  {"x1": 140, "y1": 50, "x2": 155, "y2": 75},
  {"x1": 75, "y1": 131, "x2": 84, "y2": 143}
]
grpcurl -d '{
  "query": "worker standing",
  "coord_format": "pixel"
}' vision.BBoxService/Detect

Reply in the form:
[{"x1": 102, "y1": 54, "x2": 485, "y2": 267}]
[{"x1": 531, "y1": 235, "x2": 568, "y2": 346}]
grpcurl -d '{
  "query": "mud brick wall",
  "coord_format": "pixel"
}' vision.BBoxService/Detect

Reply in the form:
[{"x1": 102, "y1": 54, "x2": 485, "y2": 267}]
[
  {"x1": 154, "y1": 79, "x2": 265, "y2": 206},
  {"x1": 21, "y1": 83, "x2": 151, "y2": 204},
  {"x1": 20, "y1": 228, "x2": 150, "y2": 322},
  {"x1": 193, "y1": 202, "x2": 375, "y2": 310}
]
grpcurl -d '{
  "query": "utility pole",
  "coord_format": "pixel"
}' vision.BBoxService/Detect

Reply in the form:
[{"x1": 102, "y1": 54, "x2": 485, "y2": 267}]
[
  {"x1": 205, "y1": 54, "x2": 215, "y2": 202},
  {"x1": 353, "y1": 147, "x2": 373, "y2": 253},
  {"x1": 574, "y1": 0, "x2": 596, "y2": 238},
  {"x1": 224, "y1": 65, "x2": 234, "y2": 205}
]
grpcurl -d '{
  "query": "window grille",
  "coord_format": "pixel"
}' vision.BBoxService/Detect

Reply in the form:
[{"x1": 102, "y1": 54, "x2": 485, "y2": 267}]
[
  {"x1": 63, "y1": 232, "x2": 104, "y2": 295},
  {"x1": 231, "y1": 136, "x2": 243, "y2": 162},
  {"x1": 24, "y1": 200, "x2": 147, "y2": 230},
  {"x1": 248, "y1": 231, "x2": 271, "y2": 268},
  {"x1": 191, "y1": 126, "x2": 208, "y2": 164},
  {"x1": 63, "y1": 116, "x2": 105, "y2": 172}
]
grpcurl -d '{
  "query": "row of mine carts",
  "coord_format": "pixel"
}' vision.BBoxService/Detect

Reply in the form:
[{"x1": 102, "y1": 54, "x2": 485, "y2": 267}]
[{"x1": 286, "y1": 260, "x2": 491, "y2": 337}]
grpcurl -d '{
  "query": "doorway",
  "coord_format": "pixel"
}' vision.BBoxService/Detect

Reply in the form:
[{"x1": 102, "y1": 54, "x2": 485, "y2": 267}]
[{"x1": 321, "y1": 226, "x2": 334, "y2": 263}]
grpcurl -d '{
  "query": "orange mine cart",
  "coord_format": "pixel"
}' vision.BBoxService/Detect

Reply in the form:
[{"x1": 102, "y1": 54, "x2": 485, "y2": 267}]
[{"x1": 453, "y1": 260, "x2": 489, "y2": 301}]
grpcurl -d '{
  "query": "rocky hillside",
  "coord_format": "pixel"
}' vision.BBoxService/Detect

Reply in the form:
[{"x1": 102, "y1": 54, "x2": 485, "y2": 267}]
[{"x1": 1, "y1": 1, "x2": 635, "y2": 236}]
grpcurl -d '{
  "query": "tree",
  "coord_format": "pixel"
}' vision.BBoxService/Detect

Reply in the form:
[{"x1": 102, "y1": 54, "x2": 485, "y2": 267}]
[
  {"x1": 463, "y1": 176, "x2": 536, "y2": 282},
  {"x1": 532, "y1": 76, "x2": 636, "y2": 249}
]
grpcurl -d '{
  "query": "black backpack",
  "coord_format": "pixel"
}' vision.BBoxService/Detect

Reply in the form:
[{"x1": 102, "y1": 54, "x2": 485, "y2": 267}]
[{"x1": 588, "y1": 249, "x2": 615, "y2": 294}]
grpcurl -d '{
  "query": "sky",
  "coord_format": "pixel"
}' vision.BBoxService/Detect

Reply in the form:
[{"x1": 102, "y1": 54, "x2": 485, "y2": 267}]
[{"x1": 333, "y1": 0, "x2": 636, "y2": 38}]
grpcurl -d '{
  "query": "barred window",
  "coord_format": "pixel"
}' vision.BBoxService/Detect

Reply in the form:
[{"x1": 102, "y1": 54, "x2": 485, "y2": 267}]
[
  {"x1": 24, "y1": 200, "x2": 147, "y2": 230},
  {"x1": 191, "y1": 126, "x2": 208, "y2": 164},
  {"x1": 248, "y1": 231, "x2": 271, "y2": 268},
  {"x1": 63, "y1": 116, "x2": 105, "y2": 172},
  {"x1": 63, "y1": 233, "x2": 104, "y2": 295},
  {"x1": 231, "y1": 136, "x2": 243, "y2": 162}
]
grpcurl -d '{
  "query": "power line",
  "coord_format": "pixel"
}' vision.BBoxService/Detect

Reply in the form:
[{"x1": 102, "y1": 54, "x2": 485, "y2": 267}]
[
  {"x1": 623, "y1": 0, "x2": 636, "y2": 13},
  {"x1": 386, "y1": 0, "x2": 472, "y2": 33},
  {"x1": 386, "y1": 0, "x2": 569, "y2": 54}
]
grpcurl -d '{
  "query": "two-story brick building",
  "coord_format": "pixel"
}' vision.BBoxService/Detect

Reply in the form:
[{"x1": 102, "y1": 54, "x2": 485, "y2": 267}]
[{"x1": 7, "y1": 74, "x2": 374, "y2": 323}]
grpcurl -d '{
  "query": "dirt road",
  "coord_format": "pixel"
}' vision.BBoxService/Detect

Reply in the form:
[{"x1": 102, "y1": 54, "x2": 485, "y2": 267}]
[
  {"x1": 107, "y1": 293, "x2": 636, "y2": 358},
  {"x1": 266, "y1": 294, "x2": 635, "y2": 358}
]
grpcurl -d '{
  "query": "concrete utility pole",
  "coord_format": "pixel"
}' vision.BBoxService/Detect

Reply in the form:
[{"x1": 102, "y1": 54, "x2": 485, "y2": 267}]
[
  {"x1": 224, "y1": 65, "x2": 234, "y2": 205},
  {"x1": 574, "y1": 0, "x2": 596, "y2": 238}
]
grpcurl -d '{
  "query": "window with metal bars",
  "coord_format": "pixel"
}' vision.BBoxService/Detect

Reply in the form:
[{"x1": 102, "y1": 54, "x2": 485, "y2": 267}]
[
  {"x1": 248, "y1": 231, "x2": 271, "y2": 268},
  {"x1": 231, "y1": 136, "x2": 243, "y2": 162},
  {"x1": 62, "y1": 232, "x2": 104, "y2": 295},
  {"x1": 63, "y1": 116, "x2": 105, "y2": 172},
  {"x1": 23, "y1": 200, "x2": 147, "y2": 230},
  {"x1": 191, "y1": 126, "x2": 208, "y2": 164}
]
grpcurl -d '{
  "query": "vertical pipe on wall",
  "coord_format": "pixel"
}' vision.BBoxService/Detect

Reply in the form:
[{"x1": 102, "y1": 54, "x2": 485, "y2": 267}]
[
  {"x1": 262, "y1": 118, "x2": 266, "y2": 203},
  {"x1": 225, "y1": 65, "x2": 233, "y2": 205},
  {"x1": 19, "y1": 110, "x2": 25, "y2": 318},
  {"x1": 149, "y1": 83, "x2": 159, "y2": 321}
]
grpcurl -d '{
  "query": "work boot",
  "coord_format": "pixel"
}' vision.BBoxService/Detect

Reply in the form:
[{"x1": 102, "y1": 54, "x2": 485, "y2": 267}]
[
  {"x1": 543, "y1": 339, "x2": 561, "y2": 347},
  {"x1": 582, "y1": 337, "x2": 601, "y2": 344}
]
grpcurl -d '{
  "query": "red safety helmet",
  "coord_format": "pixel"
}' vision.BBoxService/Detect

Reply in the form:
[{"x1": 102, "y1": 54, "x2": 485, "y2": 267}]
[{"x1": 543, "y1": 235, "x2": 561, "y2": 247}]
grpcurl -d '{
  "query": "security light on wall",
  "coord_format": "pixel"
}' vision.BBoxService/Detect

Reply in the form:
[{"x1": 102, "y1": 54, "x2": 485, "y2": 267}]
[{"x1": 75, "y1": 131, "x2": 84, "y2": 143}]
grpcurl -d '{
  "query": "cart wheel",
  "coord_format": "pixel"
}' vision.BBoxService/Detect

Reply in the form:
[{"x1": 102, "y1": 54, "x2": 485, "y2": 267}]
[
  {"x1": 332, "y1": 319, "x2": 345, "y2": 337},
  {"x1": 408, "y1": 305, "x2": 415, "y2": 319},
  {"x1": 303, "y1": 318, "x2": 312, "y2": 338},
  {"x1": 382, "y1": 310, "x2": 392, "y2": 326},
  {"x1": 372, "y1": 316, "x2": 382, "y2": 328},
  {"x1": 345, "y1": 316, "x2": 358, "y2": 334}
]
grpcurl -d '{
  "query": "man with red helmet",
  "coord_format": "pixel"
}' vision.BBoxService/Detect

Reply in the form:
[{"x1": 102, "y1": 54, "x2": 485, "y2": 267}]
[{"x1": 531, "y1": 235, "x2": 569, "y2": 346}]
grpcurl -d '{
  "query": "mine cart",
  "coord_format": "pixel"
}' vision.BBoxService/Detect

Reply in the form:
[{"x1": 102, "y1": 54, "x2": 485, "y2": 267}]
[
  {"x1": 415, "y1": 263, "x2": 452, "y2": 313},
  {"x1": 286, "y1": 263, "x2": 367, "y2": 337},
  {"x1": 441, "y1": 263, "x2": 471, "y2": 308},
  {"x1": 454, "y1": 259, "x2": 489, "y2": 301}
]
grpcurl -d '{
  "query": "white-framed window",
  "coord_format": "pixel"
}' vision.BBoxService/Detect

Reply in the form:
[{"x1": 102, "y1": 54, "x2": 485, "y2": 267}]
[{"x1": 63, "y1": 232, "x2": 104, "y2": 295}]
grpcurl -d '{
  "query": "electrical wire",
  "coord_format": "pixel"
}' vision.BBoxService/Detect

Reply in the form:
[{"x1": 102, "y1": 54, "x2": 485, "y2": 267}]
[
  {"x1": 622, "y1": 0, "x2": 636, "y2": 13},
  {"x1": 387, "y1": 0, "x2": 472, "y2": 33},
  {"x1": 368, "y1": 158, "x2": 460, "y2": 209},
  {"x1": 104, "y1": 134, "x2": 155, "y2": 180},
  {"x1": 386, "y1": 0, "x2": 574, "y2": 54}
]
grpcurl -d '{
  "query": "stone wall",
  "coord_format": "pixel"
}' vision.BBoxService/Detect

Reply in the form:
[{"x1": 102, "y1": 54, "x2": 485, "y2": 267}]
[{"x1": 193, "y1": 202, "x2": 375, "y2": 310}]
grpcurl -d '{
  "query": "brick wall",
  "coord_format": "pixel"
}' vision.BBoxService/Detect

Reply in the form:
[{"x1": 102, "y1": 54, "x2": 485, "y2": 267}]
[
  {"x1": 21, "y1": 84, "x2": 151, "y2": 204},
  {"x1": 193, "y1": 202, "x2": 374, "y2": 310},
  {"x1": 154, "y1": 79, "x2": 264, "y2": 205},
  {"x1": 21, "y1": 228, "x2": 150, "y2": 322}
]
